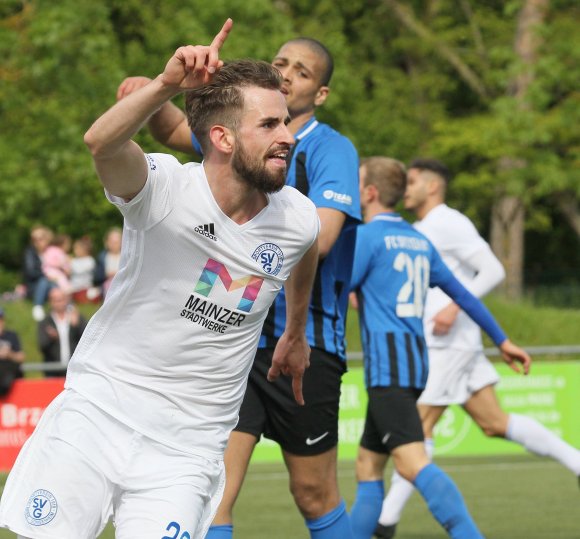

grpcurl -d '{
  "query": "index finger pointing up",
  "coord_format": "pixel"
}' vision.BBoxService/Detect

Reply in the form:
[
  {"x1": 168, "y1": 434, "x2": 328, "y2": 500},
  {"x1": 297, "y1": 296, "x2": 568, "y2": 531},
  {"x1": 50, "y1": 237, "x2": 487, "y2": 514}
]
[
  {"x1": 211, "y1": 18, "x2": 233, "y2": 50},
  {"x1": 206, "y1": 18, "x2": 233, "y2": 74}
]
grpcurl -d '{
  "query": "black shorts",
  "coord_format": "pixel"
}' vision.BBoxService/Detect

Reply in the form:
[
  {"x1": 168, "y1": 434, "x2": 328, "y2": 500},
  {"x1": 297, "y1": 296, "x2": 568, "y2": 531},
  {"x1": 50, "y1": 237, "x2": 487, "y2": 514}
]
[
  {"x1": 360, "y1": 386, "x2": 424, "y2": 454},
  {"x1": 235, "y1": 347, "x2": 346, "y2": 456}
]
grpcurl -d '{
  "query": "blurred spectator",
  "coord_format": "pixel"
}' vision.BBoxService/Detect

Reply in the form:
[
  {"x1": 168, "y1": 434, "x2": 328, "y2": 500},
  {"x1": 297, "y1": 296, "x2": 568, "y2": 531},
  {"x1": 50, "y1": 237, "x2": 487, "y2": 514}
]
[
  {"x1": 23, "y1": 225, "x2": 54, "y2": 321},
  {"x1": 94, "y1": 227, "x2": 122, "y2": 299},
  {"x1": 37, "y1": 288, "x2": 87, "y2": 378},
  {"x1": 42, "y1": 233, "x2": 72, "y2": 293},
  {"x1": 0, "y1": 307, "x2": 25, "y2": 397},
  {"x1": 70, "y1": 236, "x2": 100, "y2": 304}
]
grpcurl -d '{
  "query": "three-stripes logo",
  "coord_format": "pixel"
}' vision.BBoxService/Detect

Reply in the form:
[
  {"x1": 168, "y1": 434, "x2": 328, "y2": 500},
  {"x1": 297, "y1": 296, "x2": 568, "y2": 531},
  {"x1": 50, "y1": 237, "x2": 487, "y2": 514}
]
[{"x1": 195, "y1": 223, "x2": 217, "y2": 242}]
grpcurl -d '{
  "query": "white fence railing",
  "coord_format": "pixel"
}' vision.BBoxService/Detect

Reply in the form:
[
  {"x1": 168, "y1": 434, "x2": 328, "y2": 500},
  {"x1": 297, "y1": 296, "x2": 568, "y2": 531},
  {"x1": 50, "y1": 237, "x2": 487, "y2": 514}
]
[{"x1": 20, "y1": 345, "x2": 580, "y2": 373}]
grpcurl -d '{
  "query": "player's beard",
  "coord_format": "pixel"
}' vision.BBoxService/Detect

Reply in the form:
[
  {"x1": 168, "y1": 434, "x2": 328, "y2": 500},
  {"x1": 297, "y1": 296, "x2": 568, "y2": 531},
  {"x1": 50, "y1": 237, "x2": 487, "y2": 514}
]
[{"x1": 232, "y1": 141, "x2": 287, "y2": 194}]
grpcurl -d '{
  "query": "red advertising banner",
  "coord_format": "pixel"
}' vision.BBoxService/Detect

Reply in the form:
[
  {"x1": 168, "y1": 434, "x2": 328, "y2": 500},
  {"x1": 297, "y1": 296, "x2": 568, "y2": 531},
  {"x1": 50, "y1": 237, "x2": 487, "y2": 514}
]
[{"x1": 0, "y1": 378, "x2": 65, "y2": 472}]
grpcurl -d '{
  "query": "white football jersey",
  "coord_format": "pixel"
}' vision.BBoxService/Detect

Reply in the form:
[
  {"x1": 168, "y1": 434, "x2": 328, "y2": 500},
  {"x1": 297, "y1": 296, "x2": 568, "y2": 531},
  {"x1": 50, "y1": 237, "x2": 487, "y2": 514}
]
[
  {"x1": 66, "y1": 153, "x2": 319, "y2": 459},
  {"x1": 414, "y1": 204, "x2": 488, "y2": 351}
]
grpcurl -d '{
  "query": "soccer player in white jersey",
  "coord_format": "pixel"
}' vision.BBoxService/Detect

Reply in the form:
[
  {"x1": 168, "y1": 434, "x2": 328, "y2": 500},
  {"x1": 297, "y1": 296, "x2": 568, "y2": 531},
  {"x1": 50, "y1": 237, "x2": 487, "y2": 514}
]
[
  {"x1": 0, "y1": 19, "x2": 322, "y2": 539},
  {"x1": 376, "y1": 158, "x2": 580, "y2": 539}
]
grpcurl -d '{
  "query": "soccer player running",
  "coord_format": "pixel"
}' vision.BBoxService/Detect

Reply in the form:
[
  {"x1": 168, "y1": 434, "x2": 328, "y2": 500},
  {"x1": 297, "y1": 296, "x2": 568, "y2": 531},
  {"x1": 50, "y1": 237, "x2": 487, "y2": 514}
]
[
  {"x1": 0, "y1": 19, "x2": 322, "y2": 539},
  {"x1": 349, "y1": 157, "x2": 532, "y2": 539},
  {"x1": 376, "y1": 158, "x2": 580, "y2": 538},
  {"x1": 117, "y1": 36, "x2": 360, "y2": 539}
]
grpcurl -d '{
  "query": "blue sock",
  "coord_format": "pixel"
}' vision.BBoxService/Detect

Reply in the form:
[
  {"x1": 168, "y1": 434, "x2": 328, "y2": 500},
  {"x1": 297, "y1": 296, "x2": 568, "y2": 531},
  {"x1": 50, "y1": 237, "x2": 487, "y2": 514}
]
[
  {"x1": 350, "y1": 480, "x2": 384, "y2": 539},
  {"x1": 306, "y1": 499, "x2": 353, "y2": 539},
  {"x1": 205, "y1": 524, "x2": 233, "y2": 539},
  {"x1": 413, "y1": 463, "x2": 483, "y2": 539}
]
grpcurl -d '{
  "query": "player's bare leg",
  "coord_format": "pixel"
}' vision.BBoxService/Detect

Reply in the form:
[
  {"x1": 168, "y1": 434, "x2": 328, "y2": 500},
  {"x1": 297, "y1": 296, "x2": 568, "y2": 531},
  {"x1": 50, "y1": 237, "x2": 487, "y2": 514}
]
[
  {"x1": 419, "y1": 404, "x2": 448, "y2": 439},
  {"x1": 284, "y1": 447, "x2": 352, "y2": 538},
  {"x1": 465, "y1": 384, "x2": 580, "y2": 476},
  {"x1": 283, "y1": 447, "x2": 341, "y2": 518},
  {"x1": 209, "y1": 431, "x2": 258, "y2": 535},
  {"x1": 462, "y1": 384, "x2": 508, "y2": 436}
]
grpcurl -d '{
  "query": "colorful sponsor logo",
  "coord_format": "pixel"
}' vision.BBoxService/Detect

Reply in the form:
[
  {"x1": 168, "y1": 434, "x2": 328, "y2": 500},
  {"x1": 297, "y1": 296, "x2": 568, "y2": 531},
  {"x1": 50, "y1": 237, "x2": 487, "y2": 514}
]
[{"x1": 194, "y1": 259, "x2": 263, "y2": 313}]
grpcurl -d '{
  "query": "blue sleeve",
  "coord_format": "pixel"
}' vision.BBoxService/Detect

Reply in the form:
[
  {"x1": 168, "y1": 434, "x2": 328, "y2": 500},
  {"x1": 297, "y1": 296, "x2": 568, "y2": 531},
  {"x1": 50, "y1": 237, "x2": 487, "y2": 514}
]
[
  {"x1": 191, "y1": 133, "x2": 203, "y2": 155},
  {"x1": 429, "y1": 246, "x2": 507, "y2": 346},
  {"x1": 306, "y1": 134, "x2": 361, "y2": 220},
  {"x1": 350, "y1": 226, "x2": 373, "y2": 291}
]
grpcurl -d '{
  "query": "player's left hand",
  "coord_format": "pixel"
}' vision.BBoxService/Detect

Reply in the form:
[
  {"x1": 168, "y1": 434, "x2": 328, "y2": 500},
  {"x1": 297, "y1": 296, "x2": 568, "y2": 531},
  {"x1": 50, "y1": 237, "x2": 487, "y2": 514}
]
[
  {"x1": 431, "y1": 302, "x2": 461, "y2": 335},
  {"x1": 159, "y1": 18, "x2": 233, "y2": 91},
  {"x1": 267, "y1": 331, "x2": 311, "y2": 405},
  {"x1": 499, "y1": 339, "x2": 531, "y2": 375}
]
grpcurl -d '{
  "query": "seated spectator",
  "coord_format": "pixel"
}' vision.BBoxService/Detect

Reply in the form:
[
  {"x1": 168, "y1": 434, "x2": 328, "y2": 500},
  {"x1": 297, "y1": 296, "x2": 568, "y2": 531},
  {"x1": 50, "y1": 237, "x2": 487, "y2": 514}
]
[
  {"x1": 70, "y1": 236, "x2": 100, "y2": 304},
  {"x1": 37, "y1": 288, "x2": 87, "y2": 378},
  {"x1": 93, "y1": 227, "x2": 122, "y2": 299},
  {"x1": 23, "y1": 225, "x2": 54, "y2": 321},
  {"x1": 0, "y1": 307, "x2": 25, "y2": 397},
  {"x1": 42, "y1": 233, "x2": 72, "y2": 293}
]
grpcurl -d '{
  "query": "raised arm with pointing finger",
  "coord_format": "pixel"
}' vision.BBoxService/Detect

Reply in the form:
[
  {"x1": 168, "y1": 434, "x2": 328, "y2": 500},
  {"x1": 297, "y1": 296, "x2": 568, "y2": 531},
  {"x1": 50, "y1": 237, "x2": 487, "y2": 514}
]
[
  {"x1": 85, "y1": 18, "x2": 233, "y2": 199},
  {"x1": 0, "y1": 19, "x2": 323, "y2": 539}
]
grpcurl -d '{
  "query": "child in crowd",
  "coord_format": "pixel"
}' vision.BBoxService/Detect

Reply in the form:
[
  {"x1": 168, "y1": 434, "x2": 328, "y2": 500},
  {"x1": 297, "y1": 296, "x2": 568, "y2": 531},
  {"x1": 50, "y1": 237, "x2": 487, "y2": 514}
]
[
  {"x1": 42, "y1": 234, "x2": 71, "y2": 293},
  {"x1": 70, "y1": 236, "x2": 100, "y2": 303}
]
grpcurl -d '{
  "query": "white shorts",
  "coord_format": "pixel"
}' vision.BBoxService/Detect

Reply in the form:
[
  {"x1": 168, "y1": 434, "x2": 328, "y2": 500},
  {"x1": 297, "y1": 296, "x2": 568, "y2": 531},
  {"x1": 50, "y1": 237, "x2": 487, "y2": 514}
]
[
  {"x1": 418, "y1": 348, "x2": 500, "y2": 406},
  {"x1": 0, "y1": 389, "x2": 225, "y2": 539}
]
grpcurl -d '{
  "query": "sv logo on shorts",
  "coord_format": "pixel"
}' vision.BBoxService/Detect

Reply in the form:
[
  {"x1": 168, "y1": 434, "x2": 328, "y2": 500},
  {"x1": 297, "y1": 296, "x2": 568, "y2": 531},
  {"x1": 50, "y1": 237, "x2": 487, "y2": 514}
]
[{"x1": 24, "y1": 489, "x2": 58, "y2": 526}]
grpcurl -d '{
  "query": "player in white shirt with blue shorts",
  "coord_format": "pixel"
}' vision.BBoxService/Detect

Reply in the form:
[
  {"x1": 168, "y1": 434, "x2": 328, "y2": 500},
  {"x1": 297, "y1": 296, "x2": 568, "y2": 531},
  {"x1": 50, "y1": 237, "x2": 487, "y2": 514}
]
[{"x1": 0, "y1": 19, "x2": 320, "y2": 539}]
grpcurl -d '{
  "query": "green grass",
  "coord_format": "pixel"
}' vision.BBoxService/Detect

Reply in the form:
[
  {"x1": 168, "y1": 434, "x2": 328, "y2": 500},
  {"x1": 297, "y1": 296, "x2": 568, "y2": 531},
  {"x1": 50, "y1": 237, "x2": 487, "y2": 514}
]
[{"x1": 1, "y1": 455, "x2": 578, "y2": 538}]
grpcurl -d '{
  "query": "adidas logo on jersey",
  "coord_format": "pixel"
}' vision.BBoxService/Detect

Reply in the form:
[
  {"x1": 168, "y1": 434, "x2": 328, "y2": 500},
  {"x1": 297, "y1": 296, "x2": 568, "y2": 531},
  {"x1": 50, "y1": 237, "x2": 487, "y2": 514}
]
[{"x1": 195, "y1": 223, "x2": 217, "y2": 242}]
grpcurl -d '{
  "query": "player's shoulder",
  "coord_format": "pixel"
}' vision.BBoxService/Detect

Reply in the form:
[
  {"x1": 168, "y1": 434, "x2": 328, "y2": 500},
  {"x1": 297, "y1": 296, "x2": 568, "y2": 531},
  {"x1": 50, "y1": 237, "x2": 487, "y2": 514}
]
[
  {"x1": 306, "y1": 121, "x2": 357, "y2": 155},
  {"x1": 360, "y1": 214, "x2": 420, "y2": 240},
  {"x1": 420, "y1": 204, "x2": 477, "y2": 234},
  {"x1": 274, "y1": 185, "x2": 318, "y2": 214},
  {"x1": 271, "y1": 186, "x2": 319, "y2": 243},
  {"x1": 430, "y1": 204, "x2": 473, "y2": 225},
  {"x1": 145, "y1": 152, "x2": 181, "y2": 169}
]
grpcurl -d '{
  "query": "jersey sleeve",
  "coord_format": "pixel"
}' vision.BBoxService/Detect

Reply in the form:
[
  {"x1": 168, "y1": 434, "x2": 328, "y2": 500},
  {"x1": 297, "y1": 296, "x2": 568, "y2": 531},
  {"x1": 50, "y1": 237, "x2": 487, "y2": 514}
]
[
  {"x1": 306, "y1": 134, "x2": 360, "y2": 220},
  {"x1": 460, "y1": 245, "x2": 506, "y2": 298},
  {"x1": 105, "y1": 153, "x2": 176, "y2": 231},
  {"x1": 429, "y1": 247, "x2": 506, "y2": 346}
]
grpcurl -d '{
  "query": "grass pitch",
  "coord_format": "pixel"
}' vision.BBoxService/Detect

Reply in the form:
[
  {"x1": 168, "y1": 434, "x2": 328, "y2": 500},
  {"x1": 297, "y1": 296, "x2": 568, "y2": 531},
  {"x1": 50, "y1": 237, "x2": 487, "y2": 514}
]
[{"x1": 1, "y1": 455, "x2": 578, "y2": 538}]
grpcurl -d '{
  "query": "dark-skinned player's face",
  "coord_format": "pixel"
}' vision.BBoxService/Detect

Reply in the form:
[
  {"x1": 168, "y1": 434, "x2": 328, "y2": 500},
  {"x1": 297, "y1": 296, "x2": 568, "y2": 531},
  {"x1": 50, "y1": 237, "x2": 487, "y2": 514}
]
[{"x1": 271, "y1": 42, "x2": 328, "y2": 118}]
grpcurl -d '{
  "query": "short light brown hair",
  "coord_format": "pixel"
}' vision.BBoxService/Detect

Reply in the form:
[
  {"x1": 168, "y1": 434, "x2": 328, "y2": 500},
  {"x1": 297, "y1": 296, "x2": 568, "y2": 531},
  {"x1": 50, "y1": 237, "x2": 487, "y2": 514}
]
[
  {"x1": 185, "y1": 60, "x2": 283, "y2": 154},
  {"x1": 361, "y1": 156, "x2": 407, "y2": 208}
]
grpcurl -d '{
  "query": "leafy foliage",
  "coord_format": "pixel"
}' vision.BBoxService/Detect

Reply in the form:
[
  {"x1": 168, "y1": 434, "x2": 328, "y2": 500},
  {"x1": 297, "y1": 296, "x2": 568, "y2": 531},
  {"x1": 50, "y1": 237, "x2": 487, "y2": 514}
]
[{"x1": 0, "y1": 0, "x2": 578, "y2": 291}]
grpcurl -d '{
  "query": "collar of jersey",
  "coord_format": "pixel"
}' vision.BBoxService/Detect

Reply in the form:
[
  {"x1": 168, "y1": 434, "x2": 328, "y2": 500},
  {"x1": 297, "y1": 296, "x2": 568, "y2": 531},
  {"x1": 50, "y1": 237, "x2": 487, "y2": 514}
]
[
  {"x1": 295, "y1": 117, "x2": 319, "y2": 141},
  {"x1": 372, "y1": 212, "x2": 403, "y2": 222}
]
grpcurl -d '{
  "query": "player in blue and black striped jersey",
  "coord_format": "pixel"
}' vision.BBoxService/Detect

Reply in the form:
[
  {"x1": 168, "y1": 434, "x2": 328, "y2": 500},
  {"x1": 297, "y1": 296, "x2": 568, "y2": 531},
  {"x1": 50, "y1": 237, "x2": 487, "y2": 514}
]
[{"x1": 349, "y1": 157, "x2": 531, "y2": 539}]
